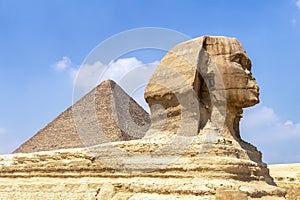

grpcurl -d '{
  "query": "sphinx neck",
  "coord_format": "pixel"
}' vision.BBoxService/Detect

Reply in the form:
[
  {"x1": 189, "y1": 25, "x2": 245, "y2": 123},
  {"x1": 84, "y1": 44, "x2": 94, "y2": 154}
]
[
  {"x1": 223, "y1": 107, "x2": 243, "y2": 140},
  {"x1": 201, "y1": 105, "x2": 243, "y2": 141}
]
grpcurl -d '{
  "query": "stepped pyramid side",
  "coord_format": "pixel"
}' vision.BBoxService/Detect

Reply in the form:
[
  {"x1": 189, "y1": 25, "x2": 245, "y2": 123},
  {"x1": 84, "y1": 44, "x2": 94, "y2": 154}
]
[{"x1": 13, "y1": 80, "x2": 150, "y2": 153}]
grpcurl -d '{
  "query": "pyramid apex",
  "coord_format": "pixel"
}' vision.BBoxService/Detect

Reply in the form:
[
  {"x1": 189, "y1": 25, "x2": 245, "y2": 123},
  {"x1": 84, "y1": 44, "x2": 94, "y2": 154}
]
[{"x1": 98, "y1": 79, "x2": 117, "y2": 88}]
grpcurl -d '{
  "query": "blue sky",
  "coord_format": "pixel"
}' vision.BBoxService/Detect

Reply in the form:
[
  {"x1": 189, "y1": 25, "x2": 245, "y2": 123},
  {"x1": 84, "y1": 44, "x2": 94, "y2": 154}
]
[{"x1": 0, "y1": 0, "x2": 300, "y2": 164}]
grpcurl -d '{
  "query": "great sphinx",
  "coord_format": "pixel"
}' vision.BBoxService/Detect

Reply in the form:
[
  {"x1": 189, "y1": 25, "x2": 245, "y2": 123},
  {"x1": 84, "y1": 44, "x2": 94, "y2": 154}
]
[
  {"x1": 0, "y1": 36, "x2": 286, "y2": 199},
  {"x1": 87, "y1": 36, "x2": 286, "y2": 198}
]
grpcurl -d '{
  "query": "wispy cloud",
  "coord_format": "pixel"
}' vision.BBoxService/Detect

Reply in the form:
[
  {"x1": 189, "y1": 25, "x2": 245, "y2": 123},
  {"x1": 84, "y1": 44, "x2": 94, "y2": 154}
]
[
  {"x1": 0, "y1": 128, "x2": 25, "y2": 155},
  {"x1": 70, "y1": 61, "x2": 104, "y2": 90},
  {"x1": 242, "y1": 105, "x2": 300, "y2": 141},
  {"x1": 53, "y1": 56, "x2": 72, "y2": 71},
  {"x1": 0, "y1": 139, "x2": 22, "y2": 155},
  {"x1": 242, "y1": 106, "x2": 278, "y2": 129},
  {"x1": 0, "y1": 128, "x2": 6, "y2": 136},
  {"x1": 297, "y1": 0, "x2": 300, "y2": 10},
  {"x1": 241, "y1": 104, "x2": 300, "y2": 164}
]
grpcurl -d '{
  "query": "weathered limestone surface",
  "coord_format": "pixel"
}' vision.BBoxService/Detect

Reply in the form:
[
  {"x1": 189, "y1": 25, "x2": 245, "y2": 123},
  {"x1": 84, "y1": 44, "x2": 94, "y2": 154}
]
[
  {"x1": 0, "y1": 36, "x2": 289, "y2": 199},
  {"x1": 0, "y1": 152, "x2": 297, "y2": 199},
  {"x1": 14, "y1": 80, "x2": 150, "y2": 153},
  {"x1": 0, "y1": 148, "x2": 287, "y2": 199}
]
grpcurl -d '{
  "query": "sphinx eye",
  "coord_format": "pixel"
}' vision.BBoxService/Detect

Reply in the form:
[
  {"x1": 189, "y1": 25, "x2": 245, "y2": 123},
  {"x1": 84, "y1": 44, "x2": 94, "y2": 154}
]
[
  {"x1": 230, "y1": 53, "x2": 251, "y2": 71},
  {"x1": 231, "y1": 54, "x2": 242, "y2": 63},
  {"x1": 231, "y1": 53, "x2": 244, "y2": 64}
]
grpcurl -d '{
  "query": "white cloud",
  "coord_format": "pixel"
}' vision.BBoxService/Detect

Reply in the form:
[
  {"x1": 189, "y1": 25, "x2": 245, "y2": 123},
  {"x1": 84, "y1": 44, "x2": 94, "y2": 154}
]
[
  {"x1": 241, "y1": 104, "x2": 300, "y2": 164},
  {"x1": 297, "y1": 0, "x2": 300, "y2": 10},
  {"x1": 71, "y1": 61, "x2": 105, "y2": 91},
  {"x1": 242, "y1": 105, "x2": 278, "y2": 129},
  {"x1": 284, "y1": 120, "x2": 293, "y2": 126},
  {"x1": 72, "y1": 57, "x2": 158, "y2": 106},
  {"x1": 53, "y1": 56, "x2": 72, "y2": 71}
]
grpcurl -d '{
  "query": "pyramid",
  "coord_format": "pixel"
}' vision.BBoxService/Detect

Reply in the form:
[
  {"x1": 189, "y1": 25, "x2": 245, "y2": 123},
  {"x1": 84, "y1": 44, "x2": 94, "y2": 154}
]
[{"x1": 13, "y1": 80, "x2": 151, "y2": 153}]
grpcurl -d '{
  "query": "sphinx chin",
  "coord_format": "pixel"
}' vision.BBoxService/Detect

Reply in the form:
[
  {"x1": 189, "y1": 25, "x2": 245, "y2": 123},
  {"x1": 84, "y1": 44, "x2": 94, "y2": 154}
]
[{"x1": 246, "y1": 97, "x2": 260, "y2": 107}]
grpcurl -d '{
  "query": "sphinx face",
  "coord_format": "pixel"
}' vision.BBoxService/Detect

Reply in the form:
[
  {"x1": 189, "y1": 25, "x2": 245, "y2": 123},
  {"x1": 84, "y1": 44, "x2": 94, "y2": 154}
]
[{"x1": 206, "y1": 38, "x2": 260, "y2": 108}]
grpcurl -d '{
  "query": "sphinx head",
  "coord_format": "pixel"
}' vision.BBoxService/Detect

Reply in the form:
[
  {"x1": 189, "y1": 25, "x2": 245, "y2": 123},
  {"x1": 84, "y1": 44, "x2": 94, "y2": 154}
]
[
  {"x1": 203, "y1": 36, "x2": 259, "y2": 109},
  {"x1": 144, "y1": 36, "x2": 260, "y2": 135}
]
